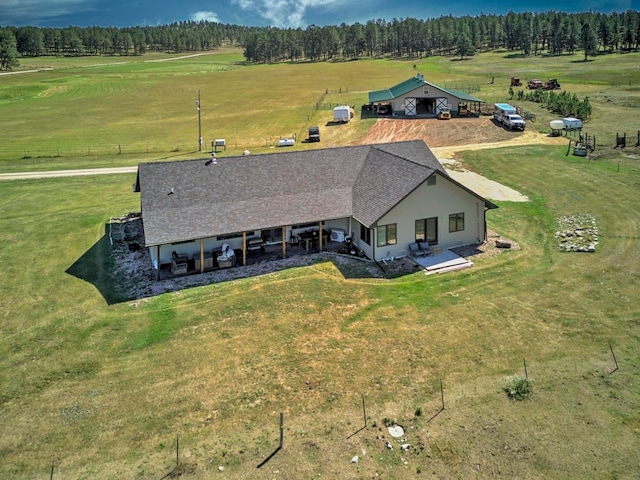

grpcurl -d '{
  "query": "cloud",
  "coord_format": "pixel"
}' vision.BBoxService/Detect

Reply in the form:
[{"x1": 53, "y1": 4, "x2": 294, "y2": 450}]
[
  {"x1": 0, "y1": 0, "x2": 94, "y2": 25},
  {"x1": 190, "y1": 11, "x2": 220, "y2": 23},
  {"x1": 232, "y1": 0, "x2": 347, "y2": 28}
]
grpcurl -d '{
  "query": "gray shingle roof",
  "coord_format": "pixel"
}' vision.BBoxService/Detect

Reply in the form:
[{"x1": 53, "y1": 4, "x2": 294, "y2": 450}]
[{"x1": 135, "y1": 140, "x2": 485, "y2": 247}]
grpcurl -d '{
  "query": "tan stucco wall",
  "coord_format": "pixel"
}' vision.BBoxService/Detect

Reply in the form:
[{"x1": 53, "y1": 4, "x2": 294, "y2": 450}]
[{"x1": 373, "y1": 173, "x2": 486, "y2": 259}]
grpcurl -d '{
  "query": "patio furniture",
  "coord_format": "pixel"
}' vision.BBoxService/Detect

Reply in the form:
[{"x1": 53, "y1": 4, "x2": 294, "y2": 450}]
[
  {"x1": 246, "y1": 235, "x2": 265, "y2": 253},
  {"x1": 409, "y1": 242, "x2": 433, "y2": 258},
  {"x1": 193, "y1": 251, "x2": 214, "y2": 270},
  {"x1": 298, "y1": 229, "x2": 330, "y2": 251},
  {"x1": 409, "y1": 242, "x2": 426, "y2": 258},
  {"x1": 216, "y1": 243, "x2": 236, "y2": 268},
  {"x1": 418, "y1": 241, "x2": 434, "y2": 256},
  {"x1": 171, "y1": 251, "x2": 188, "y2": 275}
]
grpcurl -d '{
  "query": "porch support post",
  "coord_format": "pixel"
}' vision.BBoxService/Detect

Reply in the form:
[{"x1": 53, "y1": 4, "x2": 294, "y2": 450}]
[
  {"x1": 200, "y1": 238, "x2": 205, "y2": 273},
  {"x1": 318, "y1": 221, "x2": 323, "y2": 251},
  {"x1": 281, "y1": 226, "x2": 286, "y2": 258},
  {"x1": 242, "y1": 232, "x2": 247, "y2": 266}
]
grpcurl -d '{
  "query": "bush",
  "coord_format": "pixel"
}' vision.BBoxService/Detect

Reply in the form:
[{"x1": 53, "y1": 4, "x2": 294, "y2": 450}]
[{"x1": 504, "y1": 375, "x2": 534, "y2": 400}]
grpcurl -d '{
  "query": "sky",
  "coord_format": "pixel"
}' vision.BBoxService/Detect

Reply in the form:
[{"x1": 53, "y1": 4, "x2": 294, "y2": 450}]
[{"x1": 0, "y1": 0, "x2": 636, "y2": 29}]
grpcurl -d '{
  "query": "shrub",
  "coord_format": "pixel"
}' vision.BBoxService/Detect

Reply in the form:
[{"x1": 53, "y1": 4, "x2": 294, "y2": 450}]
[{"x1": 504, "y1": 375, "x2": 534, "y2": 400}]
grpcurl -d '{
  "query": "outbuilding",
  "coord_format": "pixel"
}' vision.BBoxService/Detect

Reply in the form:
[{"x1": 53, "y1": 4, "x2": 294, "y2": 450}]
[{"x1": 366, "y1": 74, "x2": 483, "y2": 117}]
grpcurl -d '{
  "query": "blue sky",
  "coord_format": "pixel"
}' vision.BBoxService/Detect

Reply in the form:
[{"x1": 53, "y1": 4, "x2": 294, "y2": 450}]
[{"x1": 0, "y1": 0, "x2": 636, "y2": 28}]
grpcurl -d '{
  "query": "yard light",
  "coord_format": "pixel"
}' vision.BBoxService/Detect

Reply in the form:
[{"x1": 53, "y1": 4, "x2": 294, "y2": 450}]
[{"x1": 195, "y1": 90, "x2": 202, "y2": 151}]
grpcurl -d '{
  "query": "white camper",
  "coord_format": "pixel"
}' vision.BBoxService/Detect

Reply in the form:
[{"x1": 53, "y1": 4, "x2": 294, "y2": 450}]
[
  {"x1": 333, "y1": 105, "x2": 353, "y2": 123},
  {"x1": 562, "y1": 117, "x2": 583, "y2": 130}
]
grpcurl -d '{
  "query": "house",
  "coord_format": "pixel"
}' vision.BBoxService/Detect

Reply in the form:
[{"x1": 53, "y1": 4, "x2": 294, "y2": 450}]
[
  {"x1": 134, "y1": 140, "x2": 497, "y2": 279},
  {"x1": 366, "y1": 74, "x2": 483, "y2": 117}
]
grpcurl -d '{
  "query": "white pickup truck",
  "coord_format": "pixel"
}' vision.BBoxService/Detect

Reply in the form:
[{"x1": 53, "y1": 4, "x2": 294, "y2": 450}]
[{"x1": 502, "y1": 113, "x2": 526, "y2": 131}]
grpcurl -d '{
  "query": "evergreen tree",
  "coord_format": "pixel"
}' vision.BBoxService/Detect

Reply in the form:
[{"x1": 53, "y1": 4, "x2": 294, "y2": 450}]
[
  {"x1": 581, "y1": 21, "x2": 598, "y2": 61},
  {"x1": 0, "y1": 28, "x2": 20, "y2": 70},
  {"x1": 456, "y1": 23, "x2": 475, "y2": 59}
]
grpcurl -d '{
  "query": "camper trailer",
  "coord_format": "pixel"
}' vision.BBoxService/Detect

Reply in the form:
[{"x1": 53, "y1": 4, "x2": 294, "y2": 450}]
[
  {"x1": 562, "y1": 117, "x2": 583, "y2": 131},
  {"x1": 333, "y1": 105, "x2": 353, "y2": 123},
  {"x1": 493, "y1": 103, "x2": 517, "y2": 122}
]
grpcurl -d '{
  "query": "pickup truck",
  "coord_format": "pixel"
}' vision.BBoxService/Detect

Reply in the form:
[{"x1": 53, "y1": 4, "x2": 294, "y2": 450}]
[{"x1": 502, "y1": 113, "x2": 526, "y2": 131}]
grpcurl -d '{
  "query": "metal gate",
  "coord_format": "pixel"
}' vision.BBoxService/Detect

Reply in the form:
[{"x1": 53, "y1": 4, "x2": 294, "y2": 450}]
[
  {"x1": 435, "y1": 98, "x2": 448, "y2": 114},
  {"x1": 405, "y1": 98, "x2": 417, "y2": 116}
]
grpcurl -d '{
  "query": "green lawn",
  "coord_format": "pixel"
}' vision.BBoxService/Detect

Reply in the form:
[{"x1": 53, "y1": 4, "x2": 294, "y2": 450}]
[{"x1": 0, "y1": 50, "x2": 639, "y2": 479}]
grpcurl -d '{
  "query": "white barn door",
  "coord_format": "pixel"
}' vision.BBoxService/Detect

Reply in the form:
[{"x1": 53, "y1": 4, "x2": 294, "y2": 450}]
[
  {"x1": 405, "y1": 98, "x2": 417, "y2": 116},
  {"x1": 435, "y1": 97, "x2": 448, "y2": 113}
]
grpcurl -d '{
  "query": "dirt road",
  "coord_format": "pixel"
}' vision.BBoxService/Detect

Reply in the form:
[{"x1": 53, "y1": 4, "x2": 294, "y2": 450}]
[{"x1": 0, "y1": 167, "x2": 137, "y2": 181}]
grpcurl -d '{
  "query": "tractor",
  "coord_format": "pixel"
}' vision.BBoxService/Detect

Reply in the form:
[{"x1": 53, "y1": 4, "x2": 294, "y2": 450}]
[
  {"x1": 543, "y1": 78, "x2": 561, "y2": 90},
  {"x1": 510, "y1": 77, "x2": 522, "y2": 87},
  {"x1": 527, "y1": 79, "x2": 544, "y2": 89},
  {"x1": 437, "y1": 108, "x2": 451, "y2": 120}
]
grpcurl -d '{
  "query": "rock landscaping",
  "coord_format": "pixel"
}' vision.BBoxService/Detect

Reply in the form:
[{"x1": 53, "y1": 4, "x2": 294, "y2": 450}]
[{"x1": 554, "y1": 213, "x2": 599, "y2": 252}]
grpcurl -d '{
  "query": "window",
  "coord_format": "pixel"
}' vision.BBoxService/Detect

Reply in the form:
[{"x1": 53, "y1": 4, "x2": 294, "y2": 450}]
[
  {"x1": 360, "y1": 224, "x2": 371, "y2": 245},
  {"x1": 449, "y1": 213, "x2": 465, "y2": 232},
  {"x1": 377, "y1": 224, "x2": 397, "y2": 247},
  {"x1": 415, "y1": 217, "x2": 438, "y2": 244}
]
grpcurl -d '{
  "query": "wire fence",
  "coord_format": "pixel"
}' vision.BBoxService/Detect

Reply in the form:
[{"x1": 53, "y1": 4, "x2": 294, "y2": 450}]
[{"x1": 43, "y1": 341, "x2": 622, "y2": 478}]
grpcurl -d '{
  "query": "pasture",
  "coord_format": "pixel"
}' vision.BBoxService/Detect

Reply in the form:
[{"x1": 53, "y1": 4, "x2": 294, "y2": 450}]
[{"x1": 0, "y1": 49, "x2": 639, "y2": 479}]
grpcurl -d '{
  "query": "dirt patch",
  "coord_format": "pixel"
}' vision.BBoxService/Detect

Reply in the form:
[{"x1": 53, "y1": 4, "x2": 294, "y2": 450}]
[
  {"x1": 361, "y1": 117, "x2": 514, "y2": 147},
  {"x1": 360, "y1": 117, "x2": 566, "y2": 156}
]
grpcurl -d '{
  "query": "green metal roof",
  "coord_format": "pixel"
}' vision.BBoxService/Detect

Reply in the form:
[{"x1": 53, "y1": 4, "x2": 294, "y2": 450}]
[{"x1": 368, "y1": 74, "x2": 483, "y2": 103}]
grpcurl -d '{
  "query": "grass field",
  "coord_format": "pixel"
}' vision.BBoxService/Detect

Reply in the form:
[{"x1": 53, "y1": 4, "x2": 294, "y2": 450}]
[{"x1": 1, "y1": 49, "x2": 639, "y2": 479}]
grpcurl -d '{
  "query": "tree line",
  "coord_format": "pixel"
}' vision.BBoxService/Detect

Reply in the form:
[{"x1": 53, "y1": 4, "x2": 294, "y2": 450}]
[{"x1": 1, "y1": 10, "x2": 639, "y2": 70}]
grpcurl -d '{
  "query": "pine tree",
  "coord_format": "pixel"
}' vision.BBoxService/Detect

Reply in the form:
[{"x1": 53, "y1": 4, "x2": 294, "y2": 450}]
[
  {"x1": 0, "y1": 28, "x2": 20, "y2": 70},
  {"x1": 581, "y1": 21, "x2": 598, "y2": 61}
]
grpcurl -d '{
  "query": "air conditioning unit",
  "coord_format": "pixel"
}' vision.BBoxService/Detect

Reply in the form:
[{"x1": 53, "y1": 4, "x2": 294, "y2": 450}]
[{"x1": 330, "y1": 228, "x2": 346, "y2": 242}]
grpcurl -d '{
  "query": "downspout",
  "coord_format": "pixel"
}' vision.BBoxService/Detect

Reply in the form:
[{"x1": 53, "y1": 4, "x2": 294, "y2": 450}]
[
  {"x1": 200, "y1": 238, "x2": 204, "y2": 273},
  {"x1": 372, "y1": 226, "x2": 376, "y2": 261},
  {"x1": 156, "y1": 245, "x2": 160, "y2": 281}
]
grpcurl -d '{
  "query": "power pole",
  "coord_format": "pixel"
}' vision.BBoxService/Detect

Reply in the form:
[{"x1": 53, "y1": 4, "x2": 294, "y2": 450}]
[{"x1": 196, "y1": 90, "x2": 202, "y2": 151}]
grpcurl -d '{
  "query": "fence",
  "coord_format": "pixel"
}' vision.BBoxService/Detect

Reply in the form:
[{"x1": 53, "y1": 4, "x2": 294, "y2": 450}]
[
  {"x1": 43, "y1": 340, "x2": 622, "y2": 478},
  {"x1": 0, "y1": 141, "x2": 191, "y2": 161}
]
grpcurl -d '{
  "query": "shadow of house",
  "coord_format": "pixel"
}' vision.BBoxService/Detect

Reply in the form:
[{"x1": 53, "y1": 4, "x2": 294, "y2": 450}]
[
  {"x1": 65, "y1": 232, "x2": 127, "y2": 306},
  {"x1": 67, "y1": 218, "x2": 419, "y2": 304}
]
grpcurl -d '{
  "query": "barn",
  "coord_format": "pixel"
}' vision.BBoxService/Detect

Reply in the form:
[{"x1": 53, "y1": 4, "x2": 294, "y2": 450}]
[{"x1": 365, "y1": 74, "x2": 483, "y2": 117}]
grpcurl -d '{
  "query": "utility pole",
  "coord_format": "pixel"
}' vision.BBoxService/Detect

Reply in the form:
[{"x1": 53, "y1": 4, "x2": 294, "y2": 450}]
[{"x1": 196, "y1": 90, "x2": 202, "y2": 151}]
